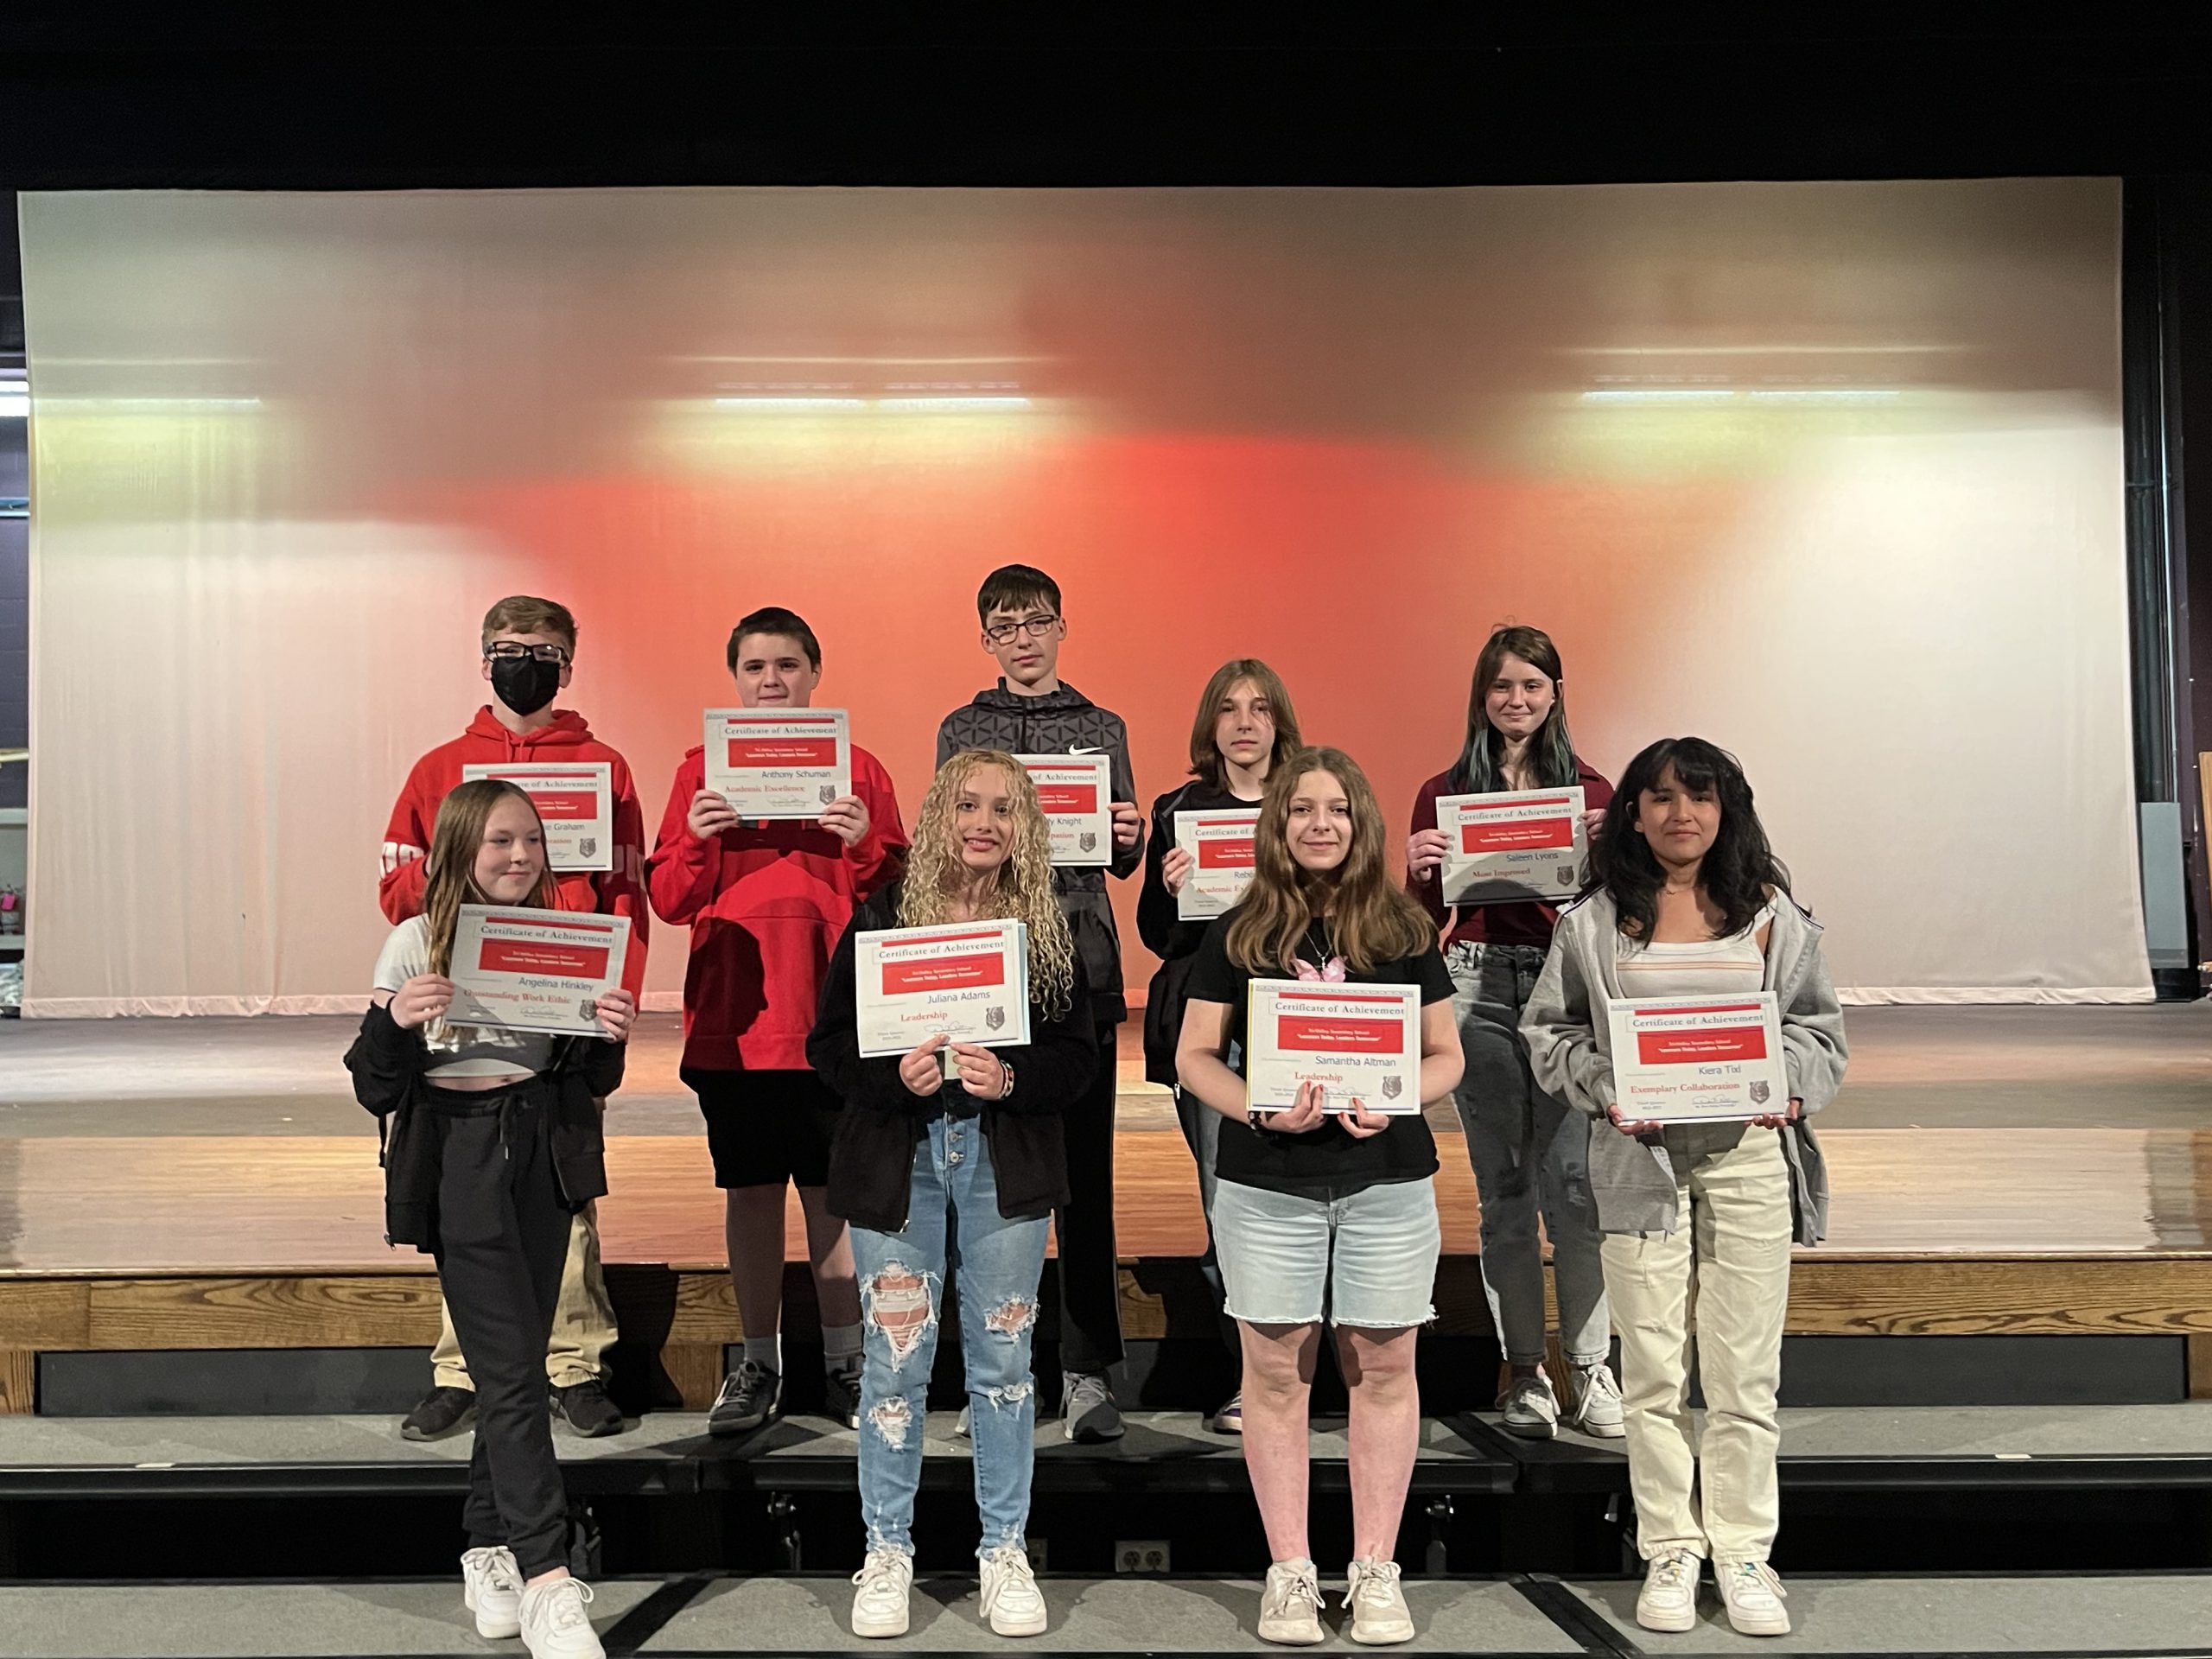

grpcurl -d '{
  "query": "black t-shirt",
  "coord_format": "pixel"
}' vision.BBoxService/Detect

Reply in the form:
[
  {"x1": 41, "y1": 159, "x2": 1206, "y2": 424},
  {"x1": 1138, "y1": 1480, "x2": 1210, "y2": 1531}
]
[{"x1": 1183, "y1": 908, "x2": 1454, "y2": 1198}]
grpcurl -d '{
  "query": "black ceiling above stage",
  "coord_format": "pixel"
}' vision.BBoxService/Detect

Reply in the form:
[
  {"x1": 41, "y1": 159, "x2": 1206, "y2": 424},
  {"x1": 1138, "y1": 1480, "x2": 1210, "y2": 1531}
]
[{"x1": 3, "y1": 16, "x2": 2212, "y2": 190}]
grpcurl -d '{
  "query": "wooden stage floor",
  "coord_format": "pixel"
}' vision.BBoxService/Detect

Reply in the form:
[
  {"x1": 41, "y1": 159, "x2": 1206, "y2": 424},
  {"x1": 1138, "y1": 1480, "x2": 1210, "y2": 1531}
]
[{"x1": 4, "y1": 1006, "x2": 2212, "y2": 1416}]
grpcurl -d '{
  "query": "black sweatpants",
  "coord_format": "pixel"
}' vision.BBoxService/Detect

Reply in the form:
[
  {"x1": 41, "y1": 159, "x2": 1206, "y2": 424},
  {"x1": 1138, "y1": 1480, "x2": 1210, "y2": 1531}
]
[
  {"x1": 1053, "y1": 1025, "x2": 1125, "y2": 1373},
  {"x1": 429, "y1": 1080, "x2": 574, "y2": 1579}
]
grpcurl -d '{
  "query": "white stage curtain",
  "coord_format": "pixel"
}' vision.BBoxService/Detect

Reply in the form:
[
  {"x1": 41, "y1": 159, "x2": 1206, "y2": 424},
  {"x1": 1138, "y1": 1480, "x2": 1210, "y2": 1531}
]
[{"x1": 17, "y1": 181, "x2": 2148, "y2": 1014}]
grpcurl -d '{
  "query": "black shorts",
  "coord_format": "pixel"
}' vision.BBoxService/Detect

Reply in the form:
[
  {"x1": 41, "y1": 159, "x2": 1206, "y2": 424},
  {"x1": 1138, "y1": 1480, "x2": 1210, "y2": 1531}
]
[{"x1": 683, "y1": 1067, "x2": 844, "y2": 1190}]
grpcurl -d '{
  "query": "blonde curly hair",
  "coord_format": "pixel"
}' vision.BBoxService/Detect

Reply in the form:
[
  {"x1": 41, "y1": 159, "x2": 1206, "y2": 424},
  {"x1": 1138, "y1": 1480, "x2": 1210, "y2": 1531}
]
[{"x1": 899, "y1": 749, "x2": 1077, "y2": 1020}]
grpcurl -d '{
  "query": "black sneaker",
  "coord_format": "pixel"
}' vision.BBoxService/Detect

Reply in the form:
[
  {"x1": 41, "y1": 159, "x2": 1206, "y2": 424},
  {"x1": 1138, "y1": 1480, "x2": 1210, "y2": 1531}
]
[
  {"x1": 706, "y1": 1360, "x2": 781, "y2": 1438},
  {"x1": 1063, "y1": 1371, "x2": 1124, "y2": 1442},
  {"x1": 823, "y1": 1358, "x2": 863, "y2": 1430},
  {"x1": 550, "y1": 1376, "x2": 626, "y2": 1438},
  {"x1": 400, "y1": 1384, "x2": 477, "y2": 1442}
]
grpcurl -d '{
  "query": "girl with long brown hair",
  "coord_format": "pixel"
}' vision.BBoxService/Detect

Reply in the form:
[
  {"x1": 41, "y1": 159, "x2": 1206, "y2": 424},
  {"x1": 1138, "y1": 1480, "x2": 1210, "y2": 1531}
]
[
  {"x1": 1177, "y1": 747, "x2": 1464, "y2": 1647},
  {"x1": 349, "y1": 779, "x2": 636, "y2": 1659},
  {"x1": 1135, "y1": 658, "x2": 1303, "y2": 1434},
  {"x1": 809, "y1": 750, "x2": 1100, "y2": 1642},
  {"x1": 1406, "y1": 625, "x2": 1622, "y2": 1442}
]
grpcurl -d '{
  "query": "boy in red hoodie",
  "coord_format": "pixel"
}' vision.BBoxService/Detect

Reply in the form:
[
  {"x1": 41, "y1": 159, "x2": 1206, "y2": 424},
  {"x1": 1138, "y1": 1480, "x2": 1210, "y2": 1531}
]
[
  {"x1": 648, "y1": 607, "x2": 908, "y2": 1436},
  {"x1": 379, "y1": 594, "x2": 649, "y2": 1442}
]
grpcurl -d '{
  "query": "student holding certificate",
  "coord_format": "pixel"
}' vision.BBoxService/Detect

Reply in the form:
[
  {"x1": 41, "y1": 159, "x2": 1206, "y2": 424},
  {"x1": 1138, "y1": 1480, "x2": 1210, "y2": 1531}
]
[
  {"x1": 1403, "y1": 626, "x2": 1622, "y2": 1444},
  {"x1": 934, "y1": 564, "x2": 1142, "y2": 1442},
  {"x1": 1176, "y1": 747, "x2": 1462, "y2": 1648},
  {"x1": 1521, "y1": 739, "x2": 1847, "y2": 1638},
  {"x1": 808, "y1": 750, "x2": 1099, "y2": 1642},
  {"x1": 378, "y1": 595, "x2": 647, "y2": 1444},
  {"x1": 1136, "y1": 658, "x2": 1303, "y2": 1436},
  {"x1": 647, "y1": 607, "x2": 908, "y2": 1438},
  {"x1": 349, "y1": 779, "x2": 635, "y2": 1659}
]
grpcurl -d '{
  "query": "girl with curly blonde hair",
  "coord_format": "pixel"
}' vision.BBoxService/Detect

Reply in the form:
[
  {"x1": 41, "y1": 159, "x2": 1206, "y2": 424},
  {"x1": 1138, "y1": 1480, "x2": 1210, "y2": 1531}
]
[{"x1": 808, "y1": 750, "x2": 1099, "y2": 1641}]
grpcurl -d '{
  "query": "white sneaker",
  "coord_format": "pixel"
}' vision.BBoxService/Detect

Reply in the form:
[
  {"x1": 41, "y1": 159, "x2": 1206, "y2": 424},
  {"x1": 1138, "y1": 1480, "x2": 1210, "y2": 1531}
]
[
  {"x1": 461, "y1": 1546, "x2": 522, "y2": 1639},
  {"x1": 849, "y1": 1547, "x2": 914, "y2": 1639},
  {"x1": 978, "y1": 1544, "x2": 1047, "y2": 1637},
  {"x1": 518, "y1": 1576, "x2": 602, "y2": 1659},
  {"x1": 1344, "y1": 1556, "x2": 1414, "y2": 1645},
  {"x1": 1566, "y1": 1360, "x2": 1625, "y2": 1438},
  {"x1": 1497, "y1": 1370, "x2": 1560, "y2": 1439},
  {"x1": 1636, "y1": 1549, "x2": 1700, "y2": 1633},
  {"x1": 1256, "y1": 1558, "x2": 1326, "y2": 1646},
  {"x1": 1717, "y1": 1559, "x2": 1790, "y2": 1636}
]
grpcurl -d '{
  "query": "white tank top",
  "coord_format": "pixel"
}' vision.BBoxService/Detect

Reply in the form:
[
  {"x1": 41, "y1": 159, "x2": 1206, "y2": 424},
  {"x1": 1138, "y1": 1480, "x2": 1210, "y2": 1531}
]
[{"x1": 1614, "y1": 899, "x2": 1776, "y2": 999}]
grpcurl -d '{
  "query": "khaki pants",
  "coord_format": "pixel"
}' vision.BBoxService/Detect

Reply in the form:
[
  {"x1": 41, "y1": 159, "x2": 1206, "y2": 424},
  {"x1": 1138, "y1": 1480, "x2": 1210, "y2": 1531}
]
[
  {"x1": 1600, "y1": 1123, "x2": 1792, "y2": 1565},
  {"x1": 433, "y1": 1201, "x2": 615, "y2": 1390}
]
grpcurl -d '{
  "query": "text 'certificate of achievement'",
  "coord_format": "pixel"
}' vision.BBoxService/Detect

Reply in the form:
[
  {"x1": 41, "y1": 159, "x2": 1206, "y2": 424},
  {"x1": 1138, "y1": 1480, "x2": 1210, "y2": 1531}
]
[
  {"x1": 448, "y1": 906, "x2": 632, "y2": 1037},
  {"x1": 1017, "y1": 754, "x2": 1113, "y2": 868},
  {"x1": 461, "y1": 762, "x2": 613, "y2": 872},
  {"x1": 1606, "y1": 992, "x2": 1786, "y2": 1124},
  {"x1": 855, "y1": 920, "x2": 1032, "y2": 1058},
  {"x1": 704, "y1": 709, "x2": 851, "y2": 820},
  {"x1": 1173, "y1": 808, "x2": 1262, "y2": 920},
  {"x1": 1436, "y1": 786, "x2": 1587, "y2": 905},
  {"x1": 1244, "y1": 979, "x2": 1423, "y2": 1116}
]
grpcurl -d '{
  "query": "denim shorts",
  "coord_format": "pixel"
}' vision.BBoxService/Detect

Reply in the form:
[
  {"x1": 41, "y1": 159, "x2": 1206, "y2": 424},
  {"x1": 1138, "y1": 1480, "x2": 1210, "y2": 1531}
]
[{"x1": 1211, "y1": 1174, "x2": 1440, "y2": 1329}]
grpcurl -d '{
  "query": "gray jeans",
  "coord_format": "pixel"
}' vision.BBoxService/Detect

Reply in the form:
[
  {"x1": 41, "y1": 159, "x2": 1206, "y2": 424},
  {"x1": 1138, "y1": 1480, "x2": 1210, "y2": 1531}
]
[{"x1": 1447, "y1": 940, "x2": 1611, "y2": 1368}]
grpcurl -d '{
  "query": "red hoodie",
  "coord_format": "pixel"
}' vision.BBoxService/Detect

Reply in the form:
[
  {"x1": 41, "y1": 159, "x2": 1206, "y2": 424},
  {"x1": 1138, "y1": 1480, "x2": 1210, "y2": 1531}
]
[
  {"x1": 647, "y1": 742, "x2": 907, "y2": 1072},
  {"x1": 378, "y1": 706, "x2": 652, "y2": 998}
]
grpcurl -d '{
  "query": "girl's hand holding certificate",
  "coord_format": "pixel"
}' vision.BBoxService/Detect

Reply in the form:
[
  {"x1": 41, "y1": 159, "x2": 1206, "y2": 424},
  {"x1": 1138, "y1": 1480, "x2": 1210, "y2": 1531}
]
[
  {"x1": 389, "y1": 974, "x2": 454, "y2": 1031},
  {"x1": 1249, "y1": 1078, "x2": 1394, "y2": 1139},
  {"x1": 594, "y1": 988, "x2": 637, "y2": 1044},
  {"x1": 898, "y1": 1033, "x2": 1011, "y2": 1099}
]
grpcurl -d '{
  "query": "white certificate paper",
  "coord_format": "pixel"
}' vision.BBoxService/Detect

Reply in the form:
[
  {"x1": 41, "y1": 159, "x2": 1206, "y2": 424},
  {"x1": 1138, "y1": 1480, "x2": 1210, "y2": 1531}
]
[
  {"x1": 1437, "y1": 786, "x2": 1587, "y2": 905},
  {"x1": 1244, "y1": 979, "x2": 1422, "y2": 1116},
  {"x1": 461, "y1": 762, "x2": 613, "y2": 873},
  {"x1": 855, "y1": 920, "x2": 1032, "y2": 1058},
  {"x1": 1173, "y1": 808, "x2": 1261, "y2": 920},
  {"x1": 448, "y1": 906, "x2": 631, "y2": 1037},
  {"x1": 1017, "y1": 754, "x2": 1113, "y2": 867},
  {"x1": 1606, "y1": 991, "x2": 1786, "y2": 1125},
  {"x1": 704, "y1": 709, "x2": 851, "y2": 820}
]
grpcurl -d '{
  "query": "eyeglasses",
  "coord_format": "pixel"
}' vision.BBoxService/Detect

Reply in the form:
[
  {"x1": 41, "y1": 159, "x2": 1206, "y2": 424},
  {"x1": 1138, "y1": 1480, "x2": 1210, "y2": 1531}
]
[
  {"x1": 982, "y1": 614, "x2": 1060, "y2": 645},
  {"x1": 485, "y1": 643, "x2": 571, "y2": 665}
]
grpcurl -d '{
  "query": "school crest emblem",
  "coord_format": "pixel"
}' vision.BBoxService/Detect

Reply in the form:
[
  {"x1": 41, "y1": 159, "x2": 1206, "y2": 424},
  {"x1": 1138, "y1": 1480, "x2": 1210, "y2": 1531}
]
[
  {"x1": 578, "y1": 998, "x2": 601, "y2": 1021},
  {"x1": 579, "y1": 837, "x2": 598, "y2": 860},
  {"x1": 1381, "y1": 1075, "x2": 1402, "y2": 1100},
  {"x1": 1078, "y1": 831, "x2": 1098, "y2": 853},
  {"x1": 1555, "y1": 864, "x2": 1577, "y2": 886},
  {"x1": 1749, "y1": 1080, "x2": 1771, "y2": 1105},
  {"x1": 985, "y1": 1006, "x2": 1007, "y2": 1031},
  {"x1": 820, "y1": 785, "x2": 839, "y2": 805}
]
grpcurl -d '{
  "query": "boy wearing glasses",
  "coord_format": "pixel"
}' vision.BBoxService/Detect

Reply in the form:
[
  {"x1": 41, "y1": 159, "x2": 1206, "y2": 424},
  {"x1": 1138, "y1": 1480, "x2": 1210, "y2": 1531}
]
[
  {"x1": 378, "y1": 594, "x2": 649, "y2": 1444},
  {"x1": 934, "y1": 563, "x2": 1145, "y2": 1441}
]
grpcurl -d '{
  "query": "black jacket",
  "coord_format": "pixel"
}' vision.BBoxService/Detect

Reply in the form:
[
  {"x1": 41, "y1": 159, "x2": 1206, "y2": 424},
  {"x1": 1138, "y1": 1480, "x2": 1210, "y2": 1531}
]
[
  {"x1": 1137, "y1": 779, "x2": 1261, "y2": 1085},
  {"x1": 807, "y1": 882, "x2": 1100, "y2": 1233},
  {"x1": 935, "y1": 681, "x2": 1142, "y2": 1026},
  {"x1": 345, "y1": 1001, "x2": 625, "y2": 1254}
]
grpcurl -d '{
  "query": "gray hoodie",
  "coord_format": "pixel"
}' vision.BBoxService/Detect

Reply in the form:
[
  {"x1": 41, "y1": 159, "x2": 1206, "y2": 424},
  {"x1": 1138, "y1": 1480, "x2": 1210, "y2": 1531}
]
[{"x1": 1520, "y1": 887, "x2": 1847, "y2": 1244}]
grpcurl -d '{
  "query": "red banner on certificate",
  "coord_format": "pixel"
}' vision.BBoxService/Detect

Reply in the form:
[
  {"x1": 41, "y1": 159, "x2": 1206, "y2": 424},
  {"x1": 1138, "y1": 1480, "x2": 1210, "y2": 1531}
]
[{"x1": 1245, "y1": 981, "x2": 1422, "y2": 1115}]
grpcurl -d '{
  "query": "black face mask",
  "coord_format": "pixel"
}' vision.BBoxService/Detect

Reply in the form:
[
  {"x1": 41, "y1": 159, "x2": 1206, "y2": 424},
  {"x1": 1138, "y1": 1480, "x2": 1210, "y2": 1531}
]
[{"x1": 490, "y1": 655, "x2": 563, "y2": 717}]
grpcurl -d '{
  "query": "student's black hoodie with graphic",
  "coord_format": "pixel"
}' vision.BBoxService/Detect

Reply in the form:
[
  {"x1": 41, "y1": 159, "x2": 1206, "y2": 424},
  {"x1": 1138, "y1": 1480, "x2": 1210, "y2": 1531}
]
[{"x1": 936, "y1": 681, "x2": 1143, "y2": 1027}]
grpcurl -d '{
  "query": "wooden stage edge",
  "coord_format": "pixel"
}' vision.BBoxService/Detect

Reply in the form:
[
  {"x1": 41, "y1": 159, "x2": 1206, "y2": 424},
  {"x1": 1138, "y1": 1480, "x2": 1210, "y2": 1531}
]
[{"x1": 5, "y1": 1253, "x2": 2212, "y2": 1414}]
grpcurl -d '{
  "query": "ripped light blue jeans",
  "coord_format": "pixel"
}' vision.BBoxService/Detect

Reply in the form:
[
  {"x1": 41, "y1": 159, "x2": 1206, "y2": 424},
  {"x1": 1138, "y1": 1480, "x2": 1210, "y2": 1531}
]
[{"x1": 849, "y1": 1115, "x2": 1050, "y2": 1560}]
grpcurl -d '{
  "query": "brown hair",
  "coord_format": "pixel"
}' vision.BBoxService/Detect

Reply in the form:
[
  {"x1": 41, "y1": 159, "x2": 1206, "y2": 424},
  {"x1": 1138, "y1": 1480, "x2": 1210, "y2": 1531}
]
[
  {"x1": 1188, "y1": 658, "x2": 1303, "y2": 791},
  {"x1": 419, "y1": 779, "x2": 562, "y2": 977},
  {"x1": 728, "y1": 606, "x2": 822, "y2": 672},
  {"x1": 975, "y1": 563, "x2": 1062, "y2": 625},
  {"x1": 480, "y1": 595, "x2": 577, "y2": 655},
  {"x1": 1224, "y1": 746, "x2": 1434, "y2": 976}
]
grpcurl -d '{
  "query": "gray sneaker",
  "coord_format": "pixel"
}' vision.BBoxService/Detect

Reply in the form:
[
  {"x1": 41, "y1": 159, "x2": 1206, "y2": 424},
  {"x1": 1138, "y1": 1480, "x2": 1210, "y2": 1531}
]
[
  {"x1": 1497, "y1": 1370, "x2": 1560, "y2": 1440},
  {"x1": 1565, "y1": 1360, "x2": 1624, "y2": 1438},
  {"x1": 1063, "y1": 1371, "x2": 1124, "y2": 1442},
  {"x1": 706, "y1": 1360, "x2": 780, "y2": 1438}
]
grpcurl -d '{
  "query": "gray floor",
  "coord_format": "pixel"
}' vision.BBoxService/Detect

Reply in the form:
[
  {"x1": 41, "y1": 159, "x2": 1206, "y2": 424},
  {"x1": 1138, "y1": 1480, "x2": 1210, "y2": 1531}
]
[
  {"x1": 3, "y1": 1572, "x2": 2209, "y2": 1658},
  {"x1": 4, "y1": 1004, "x2": 2210, "y2": 1136},
  {"x1": 6, "y1": 1405, "x2": 2209, "y2": 1473}
]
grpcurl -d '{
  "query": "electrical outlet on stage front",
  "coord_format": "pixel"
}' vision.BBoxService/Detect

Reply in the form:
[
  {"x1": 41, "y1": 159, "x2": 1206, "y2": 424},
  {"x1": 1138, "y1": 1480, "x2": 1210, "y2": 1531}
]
[{"x1": 1116, "y1": 1539, "x2": 1170, "y2": 1573}]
